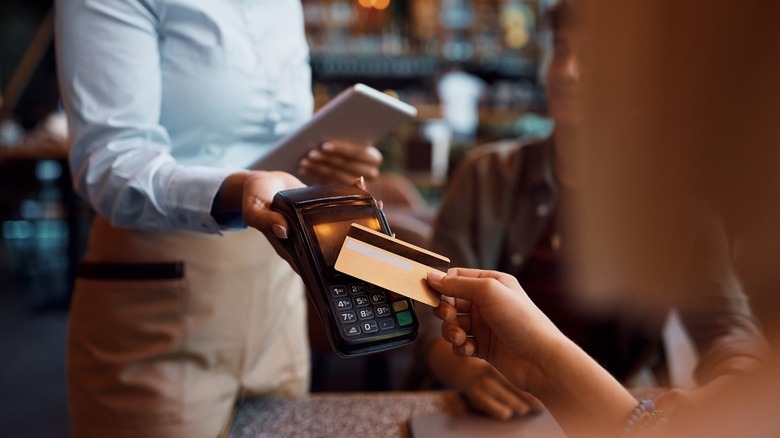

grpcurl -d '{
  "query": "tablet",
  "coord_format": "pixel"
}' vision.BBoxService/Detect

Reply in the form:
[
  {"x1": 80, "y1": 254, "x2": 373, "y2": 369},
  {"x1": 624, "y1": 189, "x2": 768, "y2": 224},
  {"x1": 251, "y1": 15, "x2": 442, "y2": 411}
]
[{"x1": 250, "y1": 83, "x2": 417, "y2": 173}]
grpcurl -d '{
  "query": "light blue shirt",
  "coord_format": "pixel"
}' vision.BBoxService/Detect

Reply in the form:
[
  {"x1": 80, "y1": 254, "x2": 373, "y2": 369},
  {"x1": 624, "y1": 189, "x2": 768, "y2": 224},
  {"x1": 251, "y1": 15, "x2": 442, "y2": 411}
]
[{"x1": 56, "y1": 0, "x2": 313, "y2": 233}]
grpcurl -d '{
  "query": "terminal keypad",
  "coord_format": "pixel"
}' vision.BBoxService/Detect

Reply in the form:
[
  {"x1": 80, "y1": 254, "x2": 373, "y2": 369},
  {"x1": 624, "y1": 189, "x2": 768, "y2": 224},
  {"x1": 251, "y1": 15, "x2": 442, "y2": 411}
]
[{"x1": 328, "y1": 278, "x2": 414, "y2": 340}]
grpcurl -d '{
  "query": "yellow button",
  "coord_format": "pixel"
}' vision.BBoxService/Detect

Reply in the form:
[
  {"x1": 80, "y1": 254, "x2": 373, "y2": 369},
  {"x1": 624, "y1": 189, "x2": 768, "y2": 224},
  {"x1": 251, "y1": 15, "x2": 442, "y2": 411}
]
[{"x1": 392, "y1": 300, "x2": 409, "y2": 312}]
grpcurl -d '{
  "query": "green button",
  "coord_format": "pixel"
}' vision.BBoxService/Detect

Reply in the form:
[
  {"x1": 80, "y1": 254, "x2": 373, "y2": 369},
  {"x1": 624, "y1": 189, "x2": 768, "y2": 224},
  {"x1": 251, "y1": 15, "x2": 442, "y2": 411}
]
[{"x1": 396, "y1": 311, "x2": 413, "y2": 327}]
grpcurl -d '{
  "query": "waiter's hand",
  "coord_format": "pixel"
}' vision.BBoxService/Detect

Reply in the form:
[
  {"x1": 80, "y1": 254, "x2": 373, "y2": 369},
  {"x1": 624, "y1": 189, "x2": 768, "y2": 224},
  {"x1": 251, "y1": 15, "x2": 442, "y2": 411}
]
[
  {"x1": 298, "y1": 140, "x2": 382, "y2": 184},
  {"x1": 214, "y1": 172, "x2": 369, "y2": 271},
  {"x1": 212, "y1": 170, "x2": 303, "y2": 269},
  {"x1": 239, "y1": 171, "x2": 305, "y2": 237}
]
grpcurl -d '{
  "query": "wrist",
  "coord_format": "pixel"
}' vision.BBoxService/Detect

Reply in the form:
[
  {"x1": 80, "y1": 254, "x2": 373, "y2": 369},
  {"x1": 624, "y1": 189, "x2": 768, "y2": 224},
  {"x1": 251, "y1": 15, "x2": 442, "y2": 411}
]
[
  {"x1": 523, "y1": 333, "x2": 580, "y2": 397},
  {"x1": 211, "y1": 171, "x2": 253, "y2": 215}
]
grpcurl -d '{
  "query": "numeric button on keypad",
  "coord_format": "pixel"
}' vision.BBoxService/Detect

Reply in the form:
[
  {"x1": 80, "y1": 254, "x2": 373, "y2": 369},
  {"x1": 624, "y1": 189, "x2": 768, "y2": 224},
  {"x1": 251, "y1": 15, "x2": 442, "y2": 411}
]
[
  {"x1": 370, "y1": 292, "x2": 386, "y2": 304},
  {"x1": 340, "y1": 311, "x2": 357, "y2": 323},
  {"x1": 361, "y1": 320, "x2": 379, "y2": 333},
  {"x1": 354, "y1": 295, "x2": 370, "y2": 307},
  {"x1": 348, "y1": 283, "x2": 365, "y2": 294},
  {"x1": 334, "y1": 298, "x2": 352, "y2": 310},
  {"x1": 330, "y1": 285, "x2": 348, "y2": 297},
  {"x1": 358, "y1": 308, "x2": 374, "y2": 320},
  {"x1": 375, "y1": 305, "x2": 391, "y2": 317}
]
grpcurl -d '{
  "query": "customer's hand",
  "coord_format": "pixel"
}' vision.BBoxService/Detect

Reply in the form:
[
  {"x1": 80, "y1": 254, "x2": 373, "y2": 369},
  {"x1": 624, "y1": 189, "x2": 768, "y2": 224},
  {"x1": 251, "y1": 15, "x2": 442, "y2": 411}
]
[
  {"x1": 453, "y1": 358, "x2": 543, "y2": 420},
  {"x1": 298, "y1": 140, "x2": 382, "y2": 184},
  {"x1": 427, "y1": 268, "x2": 566, "y2": 393},
  {"x1": 429, "y1": 268, "x2": 641, "y2": 437}
]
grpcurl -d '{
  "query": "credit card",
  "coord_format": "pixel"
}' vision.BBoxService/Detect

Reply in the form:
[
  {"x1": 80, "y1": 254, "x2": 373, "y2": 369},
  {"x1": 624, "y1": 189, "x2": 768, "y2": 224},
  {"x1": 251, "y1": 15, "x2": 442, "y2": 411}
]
[{"x1": 334, "y1": 223, "x2": 449, "y2": 307}]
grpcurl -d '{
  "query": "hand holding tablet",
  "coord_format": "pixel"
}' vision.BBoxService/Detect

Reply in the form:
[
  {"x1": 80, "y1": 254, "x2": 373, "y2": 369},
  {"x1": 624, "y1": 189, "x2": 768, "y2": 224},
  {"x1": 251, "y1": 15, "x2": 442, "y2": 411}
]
[{"x1": 251, "y1": 84, "x2": 417, "y2": 175}]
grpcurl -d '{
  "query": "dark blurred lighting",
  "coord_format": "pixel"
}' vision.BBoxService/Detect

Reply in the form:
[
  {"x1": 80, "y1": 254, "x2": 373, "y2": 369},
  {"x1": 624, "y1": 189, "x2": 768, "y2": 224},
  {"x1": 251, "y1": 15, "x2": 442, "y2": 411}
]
[
  {"x1": 2, "y1": 219, "x2": 68, "y2": 239},
  {"x1": 35, "y1": 159, "x2": 62, "y2": 181}
]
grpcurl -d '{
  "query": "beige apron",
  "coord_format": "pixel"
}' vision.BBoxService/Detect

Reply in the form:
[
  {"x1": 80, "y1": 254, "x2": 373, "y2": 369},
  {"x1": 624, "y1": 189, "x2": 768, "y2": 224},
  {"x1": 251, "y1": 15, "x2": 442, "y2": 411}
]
[{"x1": 68, "y1": 217, "x2": 309, "y2": 437}]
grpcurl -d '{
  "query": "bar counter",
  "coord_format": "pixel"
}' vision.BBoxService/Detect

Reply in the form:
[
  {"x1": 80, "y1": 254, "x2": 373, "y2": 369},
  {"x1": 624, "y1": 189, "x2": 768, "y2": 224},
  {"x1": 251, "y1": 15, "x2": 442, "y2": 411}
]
[{"x1": 229, "y1": 390, "x2": 567, "y2": 437}]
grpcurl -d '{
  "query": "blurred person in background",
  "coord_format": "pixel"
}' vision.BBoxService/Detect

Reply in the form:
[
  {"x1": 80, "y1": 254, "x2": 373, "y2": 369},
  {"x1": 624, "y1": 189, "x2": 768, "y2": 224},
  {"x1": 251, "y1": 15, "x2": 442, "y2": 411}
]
[
  {"x1": 413, "y1": 0, "x2": 766, "y2": 421},
  {"x1": 56, "y1": 1, "x2": 381, "y2": 437},
  {"x1": 425, "y1": 0, "x2": 780, "y2": 435}
]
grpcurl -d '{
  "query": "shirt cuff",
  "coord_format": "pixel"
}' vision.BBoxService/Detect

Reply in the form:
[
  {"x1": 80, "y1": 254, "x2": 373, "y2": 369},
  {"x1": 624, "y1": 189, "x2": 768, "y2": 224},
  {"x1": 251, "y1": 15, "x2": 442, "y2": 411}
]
[
  {"x1": 212, "y1": 211, "x2": 247, "y2": 229},
  {"x1": 163, "y1": 164, "x2": 236, "y2": 234}
]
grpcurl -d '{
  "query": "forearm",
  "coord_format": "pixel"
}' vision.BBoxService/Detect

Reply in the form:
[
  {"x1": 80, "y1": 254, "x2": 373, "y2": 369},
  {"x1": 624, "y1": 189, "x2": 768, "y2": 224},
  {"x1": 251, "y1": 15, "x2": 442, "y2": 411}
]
[
  {"x1": 428, "y1": 269, "x2": 640, "y2": 436},
  {"x1": 512, "y1": 336, "x2": 637, "y2": 437},
  {"x1": 679, "y1": 207, "x2": 769, "y2": 383}
]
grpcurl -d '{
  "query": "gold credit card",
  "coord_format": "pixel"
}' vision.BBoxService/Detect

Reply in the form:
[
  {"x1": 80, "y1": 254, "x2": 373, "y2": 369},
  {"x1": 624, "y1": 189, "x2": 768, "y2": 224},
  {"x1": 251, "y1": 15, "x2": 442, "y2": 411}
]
[{"x1": 334, "y1": 223, "x2": 449, "y2": 307}]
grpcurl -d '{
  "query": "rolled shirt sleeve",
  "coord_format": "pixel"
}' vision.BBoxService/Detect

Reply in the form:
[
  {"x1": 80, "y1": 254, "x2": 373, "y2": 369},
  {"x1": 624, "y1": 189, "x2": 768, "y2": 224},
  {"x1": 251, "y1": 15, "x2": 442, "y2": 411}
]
[{"x1": 56, "y1": 0, "x2": 313, "y2": 233}]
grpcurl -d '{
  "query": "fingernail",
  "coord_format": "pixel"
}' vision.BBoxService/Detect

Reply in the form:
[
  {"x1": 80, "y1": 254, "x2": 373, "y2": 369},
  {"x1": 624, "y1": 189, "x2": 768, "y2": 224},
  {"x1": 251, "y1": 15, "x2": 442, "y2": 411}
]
[
  {"x1": 427, "y1": 270, "x2": 445, "y2": 282},
  {"x1": 308, "y1": 149, "x2": 322, "y2": 159},
  {"x1": 272, "y1": 224, "x2": 288, "y2": 239},
  {"x1": 321, "y1": 142, "x2": 335, "y2": 152},
  {"x1": 359, "y1": 175, "x2": 365, "y2": 189}
]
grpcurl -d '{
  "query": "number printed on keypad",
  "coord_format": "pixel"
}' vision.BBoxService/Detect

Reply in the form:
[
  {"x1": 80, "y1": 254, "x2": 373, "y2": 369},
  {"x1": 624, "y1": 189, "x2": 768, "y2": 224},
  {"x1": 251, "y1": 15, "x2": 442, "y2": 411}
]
[
  {"x1": 330, "y1": 285, "x2": 348, "y2": 297},
  {"x1": 340, "y1": 311, "x2": 357, "y2": 323},
  {"x1": 329, "y1": 278, "x2": 414, "y2": 341},
  {"x1": 375, "y1": 305, "x2": 391, "y2": 317},
  {"x1": 358, "y1": 308, "x2": 374, "y2": 320},
  {"x1": 354, "y1": 295, "x2": 370, "y2": 307},
  {"x1": 334, "y1": 298, "x2": 352, "y2": 310}
]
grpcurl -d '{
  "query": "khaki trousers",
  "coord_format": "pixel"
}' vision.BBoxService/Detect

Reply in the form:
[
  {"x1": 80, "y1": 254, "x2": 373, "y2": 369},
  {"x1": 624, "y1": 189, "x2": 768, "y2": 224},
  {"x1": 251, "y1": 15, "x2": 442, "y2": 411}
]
[{"x1": 68, "y1": 217, "x2": 309, "y2": 437}]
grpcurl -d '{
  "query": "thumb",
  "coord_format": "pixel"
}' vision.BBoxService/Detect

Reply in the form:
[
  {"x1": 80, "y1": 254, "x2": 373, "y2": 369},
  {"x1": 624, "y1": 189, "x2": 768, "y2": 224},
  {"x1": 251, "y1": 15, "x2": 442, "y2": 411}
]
[{"x1": 427, "y1": 269, "x2": 491, "y2": 303}]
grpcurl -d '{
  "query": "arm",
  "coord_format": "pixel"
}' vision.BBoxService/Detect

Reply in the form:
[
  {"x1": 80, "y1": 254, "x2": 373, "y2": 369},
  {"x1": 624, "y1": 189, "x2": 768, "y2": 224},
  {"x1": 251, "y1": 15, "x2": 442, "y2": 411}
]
[
  {"x1": 57, "y1": 0, "x2": 236, "y2": 233},
  {"x1": 414, "y1": 152, "x2": 543, "y2": 419},
  {"x1": 678, "y1": 212, "x2": 767, "y2": 383},
  {"x1": 57, "y1": 1, "x2": 376, "y2": 235},
  {"x1": 426, "y1": 332, "x2": 543, "y2": 419},
  {"x1": 414, "y1": 149, "x2": 481, "y2": 376},
  {"x1": 428, "y1": 268, "x2": 637, "y2": 437},
  {"x1": 416, "y1": 143, "x2": 542, "y2": 420},
  {"x1": 655, "y1": 211, "x2": 766, "y2": 417}
]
